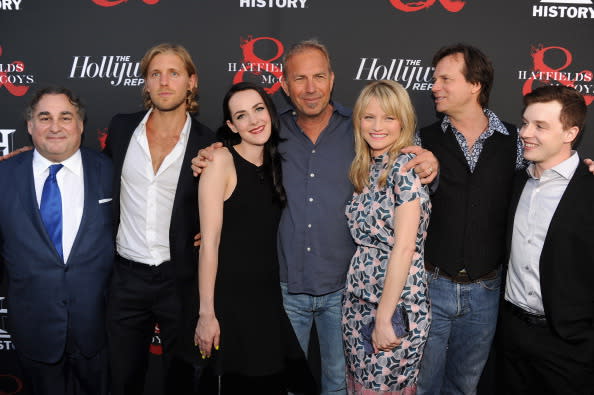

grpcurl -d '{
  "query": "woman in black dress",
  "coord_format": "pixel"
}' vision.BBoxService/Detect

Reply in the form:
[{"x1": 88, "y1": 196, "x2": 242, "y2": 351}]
[{"x1": 194, "y1": 82, "x2": 292, "y2": 393}]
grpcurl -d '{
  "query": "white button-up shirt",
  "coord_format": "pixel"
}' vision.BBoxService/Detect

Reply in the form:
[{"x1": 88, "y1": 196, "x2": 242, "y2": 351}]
[
  {"x1": 33, "y1": 149, "x2": 84, "y2": 263},
  {"x1": 116, "y1": 109, "x2": 191, "y2": 265},
  {"x1": 505, "y1": 152, "x2": 579, "y2": 314}
]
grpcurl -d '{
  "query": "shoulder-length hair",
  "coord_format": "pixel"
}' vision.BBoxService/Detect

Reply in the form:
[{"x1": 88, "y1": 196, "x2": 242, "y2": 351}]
[
  {"x1": 350, "y1": 80, "x2": 417, "y2": 193},
  {"x1": 217, "y1": 82, "x2": 286, "y2": 205}
]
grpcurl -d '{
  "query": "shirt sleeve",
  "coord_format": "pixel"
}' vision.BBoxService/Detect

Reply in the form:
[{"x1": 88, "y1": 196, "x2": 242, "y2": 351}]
[
  {"x1": 515, "y1": 129, "x2": 528, "y2": 170},
  {"x1": 413, "y1": 130, "x2": 422, "y2": 146},
  {"x1": 392, "y1": 154, "x2": 422, "y2": 206}
]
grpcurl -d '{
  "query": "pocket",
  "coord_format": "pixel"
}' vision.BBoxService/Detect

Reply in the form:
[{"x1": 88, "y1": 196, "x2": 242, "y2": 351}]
[{"x1": 479, "y1": 275, "x2": 501, "y2": 291}]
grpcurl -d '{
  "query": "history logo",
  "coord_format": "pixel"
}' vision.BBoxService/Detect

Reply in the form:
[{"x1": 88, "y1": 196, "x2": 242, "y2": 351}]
[
  {"x1": 0, "y1": 297, "x2": 14, "y2": 351},
  {"x1": 532, "y1": 0, "x2": 594, "y2": 18},
  {"x1": 0, "y1": 45, "x2": 34, "y2": 97},
  {"x1": 228, "y1": 36, "x2": 284, "y2": 94},
  {"x1": 239, "y1": 0, "x2": 307, "y2": 7},
  {"x1": 388, "y1": 0, "x2": 465, "y2": 12},
  {"x1": 0, "y1": 129, "x2": 16, "y2": 157},
  {"x1": 0, "y1": 0, "x2": 23, "y2": 10},
  {"x1": 518, "y1": 45, "x2": 593, "y2": 105}
]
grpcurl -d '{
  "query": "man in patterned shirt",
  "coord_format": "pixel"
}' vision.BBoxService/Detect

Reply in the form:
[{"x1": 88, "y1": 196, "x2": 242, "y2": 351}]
[{"x1": 416, "y1": 44, "x2": 523, "y2": 395}]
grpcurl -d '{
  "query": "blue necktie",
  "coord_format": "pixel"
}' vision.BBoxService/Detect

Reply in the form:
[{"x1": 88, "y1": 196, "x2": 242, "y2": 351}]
[{"x1": 40, "y1": 164, "x2": 64, "y2": 260}]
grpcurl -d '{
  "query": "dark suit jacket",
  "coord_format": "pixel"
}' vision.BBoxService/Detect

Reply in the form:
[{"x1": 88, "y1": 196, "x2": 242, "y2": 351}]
[
  {"x1": 0, "y1": 148, "x2": 114, "y2": 363},
  {"x1": 507, "y1": 161, "x2": 594, "y2": 364},
  {"x1": 103, "y1": 111, "x2": 214, "y2": 361}
]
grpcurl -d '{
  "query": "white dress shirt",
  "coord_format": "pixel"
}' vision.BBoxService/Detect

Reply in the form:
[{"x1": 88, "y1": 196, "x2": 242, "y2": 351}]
[
  {"x1": 33, "y1": 149, "x2": 84, "y2": 263},
  {"x1": 505, "y1": 152, "x2": 579, "y2": 314},
  {"x1": 116, "y1": 108, "x2": 191, "y2": 265}
]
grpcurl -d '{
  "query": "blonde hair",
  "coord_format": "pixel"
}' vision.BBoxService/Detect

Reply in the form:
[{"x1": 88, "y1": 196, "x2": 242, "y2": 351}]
[
  {"x1": 350, "y1": 80, "x2": 417, "y2": 193},
  {"x1": 140, "y1": 43, "x2": 199, "y2": 113}
]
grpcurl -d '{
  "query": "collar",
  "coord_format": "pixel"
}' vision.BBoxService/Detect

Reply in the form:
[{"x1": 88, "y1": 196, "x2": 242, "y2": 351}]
[
  {"x1": 526, "y1": 151, "x2": 579, "y2": 180},
  {"x1": 278, "y1": 98, "x2": 352, "y2": 118},
  {"x1": 135, "y1": 107, "x2": 191, "y2": 144},
  {"x1": 440, "y1": 108, "x2": 509, "y2": 136},
  {"x1": 33, "y1": 149, "x2": 82, "y2": 178}
]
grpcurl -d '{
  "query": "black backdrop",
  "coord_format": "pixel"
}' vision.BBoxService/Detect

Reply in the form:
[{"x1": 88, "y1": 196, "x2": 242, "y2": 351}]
[{"x1": 1, "y1": 0, "x2": 593, "y2": 393}]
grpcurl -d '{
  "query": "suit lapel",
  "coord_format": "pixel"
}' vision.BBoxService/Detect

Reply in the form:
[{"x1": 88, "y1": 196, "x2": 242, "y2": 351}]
[
  {"x1": 111, "y1": 112, "x2": 145, "y2": 233},
  {"x1": 170, "y1": 119, "x2": 199, "y2": 237},
  {"x1": 16, "y1": 151, "x2": 64, "y2": 263},
  {"x1": 66, "y1": 149, "x2": 97, "y2": 265},
  {"x1": 541, "y1": 163, "x2": 589, "y2": 258}
]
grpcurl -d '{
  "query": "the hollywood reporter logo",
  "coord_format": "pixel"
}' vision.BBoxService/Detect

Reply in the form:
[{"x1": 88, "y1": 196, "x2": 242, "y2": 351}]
[
  {"x1": 0, "y1": 46, "x2": 32, "y2": 97},
  {"x1": 230, "y1": 36, "x2": 284, "y2": 94},
  {"x1": 520, "y1": 45, "x2": 593, "y2": 105},
  {"x1": 92, "y1": 0, "x2": 159, "y2": 6},
  {"x1": 389, "y1": 0, "x2": 465, "y2": 12}
]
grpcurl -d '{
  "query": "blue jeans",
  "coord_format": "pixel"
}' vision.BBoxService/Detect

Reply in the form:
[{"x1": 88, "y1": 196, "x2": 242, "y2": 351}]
[
  {"x1": 280, "y1": 283, "x2": 347, "y2": 395},
  {"x1": 417, "y1": 268, "x2": 501, "y2": 395}
]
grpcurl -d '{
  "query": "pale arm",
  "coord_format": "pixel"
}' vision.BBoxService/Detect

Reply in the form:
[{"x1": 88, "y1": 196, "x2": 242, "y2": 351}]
[
  {"x1": 194, "y1": 149, "x2": 232, "y2": 357},
  {"x1": 372, "y1": 198, "x2": 421, "y2": 353}
]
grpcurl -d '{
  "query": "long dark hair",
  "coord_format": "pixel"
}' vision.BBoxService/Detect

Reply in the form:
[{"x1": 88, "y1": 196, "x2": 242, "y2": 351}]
[{"x1": 217, "y1": 82, "x2": 286, "y2": 206}]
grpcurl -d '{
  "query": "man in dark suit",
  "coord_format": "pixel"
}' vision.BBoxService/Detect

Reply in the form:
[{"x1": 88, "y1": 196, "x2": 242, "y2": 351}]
[
  {"x1": 104, "y1": 43, "x2": 214, "y2": 395},
  {"x1": 0, "y1": 86, "x2": 113, "y2": 395},
  {"x1": 502, "y1": 85, "x2": 593, "y2": 394}
]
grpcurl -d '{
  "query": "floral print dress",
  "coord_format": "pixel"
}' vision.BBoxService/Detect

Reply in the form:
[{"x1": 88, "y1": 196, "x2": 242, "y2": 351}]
[{"x1": 342, "y1": 152, "x2": 431, "y2": 393}]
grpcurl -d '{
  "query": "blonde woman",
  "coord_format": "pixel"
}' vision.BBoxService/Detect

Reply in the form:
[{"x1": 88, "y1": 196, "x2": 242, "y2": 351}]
[{"x1": 343, "y1": 80, "x2": 431, "y2": 394}]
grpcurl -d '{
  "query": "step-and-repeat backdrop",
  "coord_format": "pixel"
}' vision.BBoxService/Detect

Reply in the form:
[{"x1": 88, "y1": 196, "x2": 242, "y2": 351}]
[{"x1": 1, "y1": 0, "x2": 592, "y2": 393}]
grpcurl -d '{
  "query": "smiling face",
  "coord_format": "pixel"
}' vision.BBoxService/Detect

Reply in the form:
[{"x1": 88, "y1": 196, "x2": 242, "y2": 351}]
[
  {"x1": 520, "y1": 100, "x2": 578, "y2": 173},
  {"x1": 226, "y1": 89, "x2": 272, "y2": 147},
  {"x1": 144, "y1": 51, "x2": 197, "y2": 113},
  {"x1": 27, "y1": 93, "x2": 83, "y2": 162},
  {"x1": 431, "y1": 53, "x2": 481, "y2": 117},
  {"x1": 281, "y1": 48, "x2": 334, "y2": 119},
  {"x1": 360, "y1": 96, "x2": 402, "y2": 157}
]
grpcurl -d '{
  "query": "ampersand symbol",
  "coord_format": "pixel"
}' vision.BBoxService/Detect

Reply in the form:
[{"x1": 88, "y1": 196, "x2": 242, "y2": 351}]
[
  {"x1": 0, "y1": 46, "x2": 30, "y2": 97},
  {"x1": 389, "y1": 0, "x2": 465, "y2": 13},
  {"x1": 523, "y1": 45, "x2": 593, "y2": 105},
  {"x1": 233, "y1": 36, "x2": 284, "y2": 94}
]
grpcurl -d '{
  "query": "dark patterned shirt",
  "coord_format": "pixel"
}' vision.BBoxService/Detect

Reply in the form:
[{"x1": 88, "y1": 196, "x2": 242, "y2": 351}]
[{"x1": 416, "y1": 109, "x2": 524, "y2": 172}]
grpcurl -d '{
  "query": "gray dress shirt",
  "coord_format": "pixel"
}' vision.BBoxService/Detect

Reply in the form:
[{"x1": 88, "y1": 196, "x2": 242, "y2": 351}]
[
  {"x1": 505, "y1": 152, "x2": 579, "y2": 314},
  {"x1": 277, "y1": 100, "x2": 356, "y2": 295}
]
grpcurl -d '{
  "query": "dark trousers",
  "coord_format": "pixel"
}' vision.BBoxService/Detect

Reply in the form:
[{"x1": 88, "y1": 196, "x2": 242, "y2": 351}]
[
  {"x1": 107, "y1": 256, "x2": 195, "y2": 395},
  {"x1": 501, "y1": 302, "x2": 594, "y2": 395},
  {"x1": 17, "y1": 343, "x2": 108, "y2": 395}
]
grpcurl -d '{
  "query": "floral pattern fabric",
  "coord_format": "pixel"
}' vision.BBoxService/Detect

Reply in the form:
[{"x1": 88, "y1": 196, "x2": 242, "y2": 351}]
[{"x1": 343, "y1": 153, "x2": 431, "y2": 393}]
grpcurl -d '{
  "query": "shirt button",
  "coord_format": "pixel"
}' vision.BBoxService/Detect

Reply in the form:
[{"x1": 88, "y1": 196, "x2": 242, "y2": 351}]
[
  {"x1": 525, "y1": 266, "x2": 529, "y2": 271},
  {"x1": 308, "y1": 224, "x2": 312, "y2": 228},
  {"x1": 308, "y1": 197, "x2": 314, "y2": 202},
  {"x1": 310, "y1": 173, "x2": 315, "y2": 178},
  {"x1": 311, "y1": 149, "x2": 316, "y2": 154},
  {"x1": 528, "y1": 291, "x2": 533, "y2": 296},
  {"x1": 306, "y1": 247, "x2": 311, "y2": 252}
]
